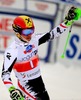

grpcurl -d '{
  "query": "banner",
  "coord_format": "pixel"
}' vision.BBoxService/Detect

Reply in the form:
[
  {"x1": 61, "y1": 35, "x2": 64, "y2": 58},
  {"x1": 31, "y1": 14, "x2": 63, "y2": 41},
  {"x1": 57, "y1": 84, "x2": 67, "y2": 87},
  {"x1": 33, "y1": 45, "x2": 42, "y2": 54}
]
[
  {"x1": 57, "y1": 24, "x2": 81, "y2": 66},
  {"x1": 27, "y1": 0, "x2": 57, "y2": 16},
  {"x1": 0, "y1": 0, "x2": 25, "y2": 9},
  {"x1": 44, "y1": 0, "x2": 81, "y2": 7},
  {"x1": 61, "y1": 0, "x2": 81, "y2": 7}
]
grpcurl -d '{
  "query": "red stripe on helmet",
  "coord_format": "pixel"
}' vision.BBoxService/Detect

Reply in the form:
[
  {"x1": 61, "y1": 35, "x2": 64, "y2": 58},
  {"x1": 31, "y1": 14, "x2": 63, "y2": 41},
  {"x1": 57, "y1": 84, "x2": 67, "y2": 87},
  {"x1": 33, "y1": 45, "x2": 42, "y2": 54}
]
[{"x1": 13, "y1": 17, "x2": 26, "y2": 29}]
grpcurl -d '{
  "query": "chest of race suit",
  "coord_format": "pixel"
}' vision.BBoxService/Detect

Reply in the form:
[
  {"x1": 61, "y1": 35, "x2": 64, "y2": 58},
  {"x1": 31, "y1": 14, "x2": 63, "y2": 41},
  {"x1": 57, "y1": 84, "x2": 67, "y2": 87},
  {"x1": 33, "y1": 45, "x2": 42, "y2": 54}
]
[
  {"x1": 17, "y1": 43, "x2": 38, "y2": 62},
  {"x1": 12, "y1": 38, "x2": 41, "y2": 83}
]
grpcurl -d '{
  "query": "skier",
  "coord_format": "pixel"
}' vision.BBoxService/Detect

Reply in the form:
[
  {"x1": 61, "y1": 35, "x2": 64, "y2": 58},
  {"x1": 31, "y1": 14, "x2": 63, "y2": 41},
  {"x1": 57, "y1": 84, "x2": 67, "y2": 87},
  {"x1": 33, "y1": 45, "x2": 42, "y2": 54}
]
[{"x1": 1, "y1": 7, "x2": 80, "y2": 100}]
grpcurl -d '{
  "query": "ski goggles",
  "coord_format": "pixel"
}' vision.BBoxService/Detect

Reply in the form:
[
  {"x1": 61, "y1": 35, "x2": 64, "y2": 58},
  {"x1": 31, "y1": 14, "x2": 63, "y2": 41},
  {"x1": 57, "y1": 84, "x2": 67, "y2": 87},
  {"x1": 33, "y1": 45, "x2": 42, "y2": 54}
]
[{"x1": 21, "y1": 29, "x2": 34, "y2": 36}]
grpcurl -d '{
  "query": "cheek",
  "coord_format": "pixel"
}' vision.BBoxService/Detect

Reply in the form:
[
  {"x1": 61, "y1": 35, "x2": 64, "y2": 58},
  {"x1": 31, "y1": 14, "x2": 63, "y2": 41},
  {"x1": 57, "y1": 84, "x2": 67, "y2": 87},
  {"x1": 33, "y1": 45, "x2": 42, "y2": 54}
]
[
  {"x1": 26, "y1": 35, "x2": 32, "y2": 38},
  {"x1": 21, "y1": 34, "x2": 32, "y2": 39}
]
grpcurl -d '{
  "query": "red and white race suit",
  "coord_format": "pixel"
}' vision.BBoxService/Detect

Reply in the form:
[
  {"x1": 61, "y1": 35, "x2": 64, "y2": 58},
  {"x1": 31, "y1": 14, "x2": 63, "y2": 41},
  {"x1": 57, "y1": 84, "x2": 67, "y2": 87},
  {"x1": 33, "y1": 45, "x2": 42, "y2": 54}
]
[{"x1": 1, "y1": 23, "x2": 67, "y2": 100}]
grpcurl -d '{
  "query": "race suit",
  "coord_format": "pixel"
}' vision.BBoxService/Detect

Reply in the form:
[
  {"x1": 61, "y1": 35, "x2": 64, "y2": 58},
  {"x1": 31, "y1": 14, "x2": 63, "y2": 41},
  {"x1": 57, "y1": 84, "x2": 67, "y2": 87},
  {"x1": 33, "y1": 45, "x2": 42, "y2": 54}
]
[{"x1": 1, "y1": 23, "x2": 67, "y2": 100}]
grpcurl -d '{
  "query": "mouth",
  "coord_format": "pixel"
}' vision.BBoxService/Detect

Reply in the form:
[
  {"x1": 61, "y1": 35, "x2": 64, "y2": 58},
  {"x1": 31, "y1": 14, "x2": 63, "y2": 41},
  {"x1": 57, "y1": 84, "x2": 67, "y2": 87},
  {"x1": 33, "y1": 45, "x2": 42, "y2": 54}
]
[{"x1": 26, "y1": 37, "x2": 31, "y2": 41}]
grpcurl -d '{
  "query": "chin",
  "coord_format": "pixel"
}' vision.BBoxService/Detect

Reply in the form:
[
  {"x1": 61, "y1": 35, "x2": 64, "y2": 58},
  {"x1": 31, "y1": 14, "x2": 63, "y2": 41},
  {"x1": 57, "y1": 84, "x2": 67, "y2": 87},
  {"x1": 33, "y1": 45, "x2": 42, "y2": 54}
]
[{"x1": 27, "y1": 38, "x2": 31, "y2": 40}]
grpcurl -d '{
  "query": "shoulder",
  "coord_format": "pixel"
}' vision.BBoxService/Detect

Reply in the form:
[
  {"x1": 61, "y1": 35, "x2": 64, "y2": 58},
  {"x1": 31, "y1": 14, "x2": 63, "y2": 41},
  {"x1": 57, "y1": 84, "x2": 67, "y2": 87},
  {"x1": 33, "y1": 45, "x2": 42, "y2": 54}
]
[
  {"x1": 4, "y1": 41, "x2": 18, "y2": 59},
  {"x1": 34, "y1": 33, "x2": 46, "y2": 40},
  {"x1": 3, "y1": 41, "x2": 18, "y2": 70}
]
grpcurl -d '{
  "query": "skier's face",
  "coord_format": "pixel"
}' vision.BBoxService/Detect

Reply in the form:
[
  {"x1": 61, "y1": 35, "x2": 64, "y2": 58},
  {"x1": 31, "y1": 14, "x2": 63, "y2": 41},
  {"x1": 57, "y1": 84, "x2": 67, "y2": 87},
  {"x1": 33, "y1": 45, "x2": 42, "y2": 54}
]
[
  {"x1": 20, "y1": 28, "x2": 34, "y2": 42},
  {"x1": 21, "y1": 34, "x2": 32, "y2": 42}
]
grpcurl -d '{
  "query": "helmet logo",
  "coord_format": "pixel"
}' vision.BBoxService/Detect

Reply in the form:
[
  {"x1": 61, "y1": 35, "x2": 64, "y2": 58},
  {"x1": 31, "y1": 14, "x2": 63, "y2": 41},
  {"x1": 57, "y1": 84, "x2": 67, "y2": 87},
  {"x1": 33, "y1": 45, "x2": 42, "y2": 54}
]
[{"x1": 25, "y1": 18, "x2": 33, "y2": 28}]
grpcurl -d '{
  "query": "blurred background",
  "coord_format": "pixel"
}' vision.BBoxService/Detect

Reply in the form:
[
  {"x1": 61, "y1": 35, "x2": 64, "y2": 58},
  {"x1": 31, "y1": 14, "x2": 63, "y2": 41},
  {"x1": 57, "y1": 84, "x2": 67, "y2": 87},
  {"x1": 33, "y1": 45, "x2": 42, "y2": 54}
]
[{"x1": 0, "y1": 0, "x2": 81, "y2": 100}]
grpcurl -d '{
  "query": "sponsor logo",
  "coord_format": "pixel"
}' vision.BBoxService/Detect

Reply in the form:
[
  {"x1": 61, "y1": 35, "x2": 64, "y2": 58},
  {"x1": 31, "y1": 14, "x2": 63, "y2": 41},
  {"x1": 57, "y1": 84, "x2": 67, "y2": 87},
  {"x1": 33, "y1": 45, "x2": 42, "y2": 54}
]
[
  {"x1": 6, "y1": 52, "x2": 11, "y2": 60},
  {"x1": 20, "y1": 73, "x2": 26, "y2": 78},
  {"x1": 35, "y1": 3, "x2": 48, "y2": 11},
  {"x1": 57, "y1": 27, "x2": 63, "y2": 34},
  {"x1": 0, "y1": 0, "x2": 15, "y2": 6},
  {"x1": 21, "y1": 50, "x2": 38, "y2": 61},
  {"x1": 24, "y1": 45, "x2": 35, "y2": 54},
  {"x1": 27, "y1": 69, "x2": 40, "y2": 78},
  {"x1": 66, "y1": 34, "x2": 81, "y2": 59}
]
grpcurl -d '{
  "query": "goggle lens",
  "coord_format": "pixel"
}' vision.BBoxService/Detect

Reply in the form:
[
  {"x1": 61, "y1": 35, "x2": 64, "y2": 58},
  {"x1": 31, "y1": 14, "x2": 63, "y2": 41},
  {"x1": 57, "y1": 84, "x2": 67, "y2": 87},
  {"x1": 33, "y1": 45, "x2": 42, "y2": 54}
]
[{"x1": 21, "y1": 29, "x2": 34, "y2": 36}]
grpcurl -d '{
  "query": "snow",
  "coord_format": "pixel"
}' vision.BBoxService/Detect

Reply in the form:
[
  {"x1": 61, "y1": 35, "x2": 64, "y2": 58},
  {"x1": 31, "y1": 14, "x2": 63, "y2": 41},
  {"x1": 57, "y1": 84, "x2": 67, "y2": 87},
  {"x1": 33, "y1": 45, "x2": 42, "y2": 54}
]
[{"x1": 0, "y1": 54, "x2": 81, "y2": 100}]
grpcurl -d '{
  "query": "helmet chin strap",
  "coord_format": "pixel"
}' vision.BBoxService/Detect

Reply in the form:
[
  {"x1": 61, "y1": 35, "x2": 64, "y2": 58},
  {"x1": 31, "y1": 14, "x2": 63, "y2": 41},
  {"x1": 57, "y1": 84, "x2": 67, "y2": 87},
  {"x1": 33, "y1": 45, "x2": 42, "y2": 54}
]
[
  {"x1": 15, "y1": 33, "x2": 29, "y2": 43},
  {"x1": 20, "y1": 36, "x2": 29, "y2": 43}
]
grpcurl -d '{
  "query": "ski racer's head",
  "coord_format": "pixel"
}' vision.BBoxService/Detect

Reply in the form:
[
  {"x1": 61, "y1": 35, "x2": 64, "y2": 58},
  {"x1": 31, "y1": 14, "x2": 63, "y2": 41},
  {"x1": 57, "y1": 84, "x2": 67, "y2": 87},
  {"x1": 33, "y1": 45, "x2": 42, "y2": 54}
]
[{"x1": 12, "y1": 15, "x2": 35, "y2": 42}]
